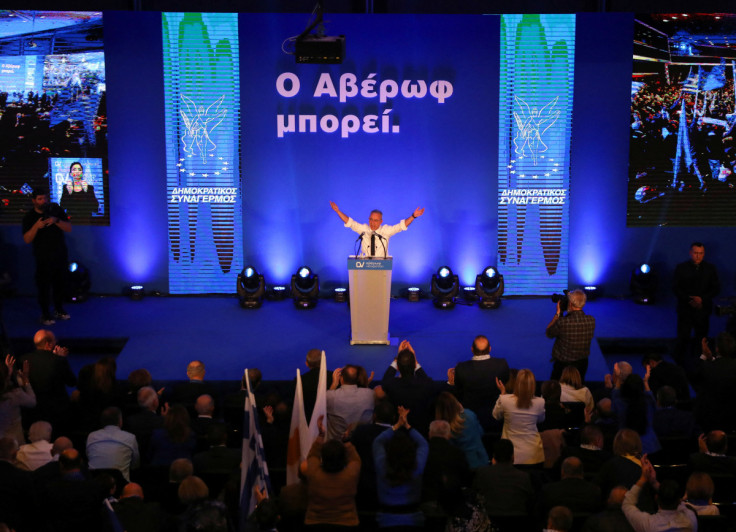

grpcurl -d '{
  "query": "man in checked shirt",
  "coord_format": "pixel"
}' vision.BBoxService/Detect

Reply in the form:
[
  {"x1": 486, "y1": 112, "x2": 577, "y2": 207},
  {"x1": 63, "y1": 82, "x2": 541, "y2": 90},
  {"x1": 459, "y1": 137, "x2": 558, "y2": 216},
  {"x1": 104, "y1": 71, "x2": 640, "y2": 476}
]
[{"x1": 546, "y1": 288, "x2": 596, "y2": 381}]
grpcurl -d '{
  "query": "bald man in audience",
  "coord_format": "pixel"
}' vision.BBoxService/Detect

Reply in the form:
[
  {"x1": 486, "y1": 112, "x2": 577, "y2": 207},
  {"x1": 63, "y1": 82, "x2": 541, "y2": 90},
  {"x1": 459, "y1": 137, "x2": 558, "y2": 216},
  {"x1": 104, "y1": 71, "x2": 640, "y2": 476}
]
[
  {"x1": 112, "y1": 482, "x2": 167, "y2": 532},
  {"x1": 125, "y1": 385, "x2": 165, "y2": 461},
  {"x1": 18, "y1": 329, "x2": 76, "y2": 428},
  {"x1": 171, "y1": 360, "x2": 218, "y2": 418},
  {"x1": 540, "y1": 457, "x2": 602, "y2": 519},
  {"x1": 192, "y1": 394, "x2": 217, "y2": 444},
  {"x1": 689, "y1": 430, "x2": 736, "y2": 477},
  {"x1": 32, "y1": 436, "x2": 74, "y2": 485}
]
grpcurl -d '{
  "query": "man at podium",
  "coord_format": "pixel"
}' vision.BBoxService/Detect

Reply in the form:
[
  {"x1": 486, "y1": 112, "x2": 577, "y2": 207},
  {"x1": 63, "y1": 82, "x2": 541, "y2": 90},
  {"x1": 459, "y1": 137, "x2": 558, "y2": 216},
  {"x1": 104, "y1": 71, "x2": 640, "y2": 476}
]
[{"x1": 329, "y1": 201, "x2": 425, "y2": 257}]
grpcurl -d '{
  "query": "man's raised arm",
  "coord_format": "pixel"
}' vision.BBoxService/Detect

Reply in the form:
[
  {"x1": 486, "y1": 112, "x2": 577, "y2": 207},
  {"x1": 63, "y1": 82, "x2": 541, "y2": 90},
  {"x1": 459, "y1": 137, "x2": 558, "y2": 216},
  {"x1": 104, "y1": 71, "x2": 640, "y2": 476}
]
[
  {"x1": 403, "y1": 206, "x2": 425, "y2": 227},
  {"x1": 329, "y1": 201, "x2": 349, "y2": 224}
]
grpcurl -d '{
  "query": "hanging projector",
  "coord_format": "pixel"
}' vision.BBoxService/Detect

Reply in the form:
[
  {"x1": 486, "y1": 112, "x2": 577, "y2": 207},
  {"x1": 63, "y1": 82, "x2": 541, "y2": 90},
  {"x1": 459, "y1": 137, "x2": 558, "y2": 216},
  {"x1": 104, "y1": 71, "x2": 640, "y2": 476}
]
[
  {"x1": 292, "y1": 0, "x2": 344, "y2": 64},
  {"x1": 295, "y1": 34, "x2": 345, "y2": 64}
]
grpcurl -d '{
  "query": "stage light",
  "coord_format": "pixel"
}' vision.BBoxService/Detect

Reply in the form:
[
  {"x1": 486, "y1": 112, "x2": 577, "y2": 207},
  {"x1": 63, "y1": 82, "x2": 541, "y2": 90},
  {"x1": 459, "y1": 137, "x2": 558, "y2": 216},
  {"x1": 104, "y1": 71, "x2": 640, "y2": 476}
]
[
  {"x1": 431, "y1": 266, "x2": 459, "y2": 309},
  {"x1": 407, "y1": 287, "x2": 421, "y2": 302},
  {"x1": 67, "y1": 261, "x2": 90, "y2": 302},
  {"x1": 129, "y1": 285, "x2": 145, "y2": 301},
  {"x1": 334, "y1": 287, "x2": 347, "y2": 303},
  {"x1": 631, "y1": 263, "x2": 656, "y2": 305},
  {"x1": 237, "y1": 266, "x2": 265, "y2": 308},
  {"x1": 267, "y1": 285, "x2": 289, "y2": 301},
  {"x1": 462, "y1": 286, "x2": 477, "y2": 302},
  {"x1": 291, "y1": 266, "x2": 319, "y2": 309},
  {"x1": 584, "y1": 285, "x2": 599, "y2": 300},
  {"x1": 475, "y1": 266, "x2": 504, "y2": 309}
]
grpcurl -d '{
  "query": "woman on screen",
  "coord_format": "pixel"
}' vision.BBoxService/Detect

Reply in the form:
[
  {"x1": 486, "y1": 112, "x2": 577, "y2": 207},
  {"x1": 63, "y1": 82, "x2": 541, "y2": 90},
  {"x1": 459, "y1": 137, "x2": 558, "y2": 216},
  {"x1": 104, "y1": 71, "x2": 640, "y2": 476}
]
[{"x1": 60, "y1": 161, "x2": 99, "y2": 222}]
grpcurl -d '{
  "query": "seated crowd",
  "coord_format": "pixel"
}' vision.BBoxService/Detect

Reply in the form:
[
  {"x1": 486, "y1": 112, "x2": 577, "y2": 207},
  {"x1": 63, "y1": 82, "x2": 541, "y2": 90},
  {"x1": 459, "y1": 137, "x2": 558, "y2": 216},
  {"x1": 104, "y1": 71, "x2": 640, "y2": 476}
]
[{"x1": 0, "y1": 329, "x2": 735, "y2": 532}]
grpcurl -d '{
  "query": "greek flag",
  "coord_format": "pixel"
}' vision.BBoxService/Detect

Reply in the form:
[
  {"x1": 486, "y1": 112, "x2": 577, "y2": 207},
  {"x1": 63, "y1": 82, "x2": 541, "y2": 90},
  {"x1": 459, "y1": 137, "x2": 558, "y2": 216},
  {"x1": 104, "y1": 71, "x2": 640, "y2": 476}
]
[
  {"x1": 239, "y1": 369, "x2": 271, "y2": 530},
  {"x1": 704, "y1": 58, "x2": 727, "y2": 91}
]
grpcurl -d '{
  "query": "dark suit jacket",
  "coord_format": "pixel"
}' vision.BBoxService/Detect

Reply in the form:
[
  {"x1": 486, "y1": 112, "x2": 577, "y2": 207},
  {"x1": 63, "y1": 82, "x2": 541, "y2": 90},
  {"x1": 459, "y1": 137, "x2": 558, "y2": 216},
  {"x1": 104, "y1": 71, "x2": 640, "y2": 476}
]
[
  {"x1": 381, "y1": 367, "x2": 439, "y2": 436},
  {"x1": 688, "y1": 452, "x2": 736, "y2": 476},
  {"x1": 540, "y1": 477, "x2": 602, "y2": 516},
  {"x1": 125, "y1": 409, "x2": 164, "y2": 460},
  {"x1": 17, "y1": 349, "x2": 76, "y2": 423},
  {"x1": 694, "y1": 357, "x2": 736, "y2": 432},
  {"x1": 553, "y1": 446, "x2": 611, "y2": 480},
  {"x1": 454, "y1": 357, "x2": 509, "y2": 430},
  {"x1": 349, "y1": 422, "x2": 389, "y2": 510},
  {"x1": 472, "y1": 462, "x2": 534, "y2": 516},
  {"x1": 170, "y1": 380, "x2": 218, "y2": 418},
  {"x1": 652, "y1": 407, "x2": 698, "y2": 439},
  {"x1": 422, "y1": 437, "x2": 471, "y2": 502},
  {"x1": 0, "y1": 460, "x2": 39, "y2": 532},
  {"x1": 300, "y1": 367, "x2": 333, "y2": 424},
  {"x1": 649, "y1": 361, "x2": 690, "y2": 401}
]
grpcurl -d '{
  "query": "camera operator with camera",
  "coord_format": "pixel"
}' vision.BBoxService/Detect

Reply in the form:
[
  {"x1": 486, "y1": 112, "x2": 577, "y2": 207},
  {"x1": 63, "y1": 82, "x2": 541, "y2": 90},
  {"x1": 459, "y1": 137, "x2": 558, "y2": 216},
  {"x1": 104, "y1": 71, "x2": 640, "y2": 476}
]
[
  {"x1": 22, "y1": 187, "x2": 72, "y2": 325},
  {"x1": 546, "y1": 288, "x2": 596, "y2": 381}
]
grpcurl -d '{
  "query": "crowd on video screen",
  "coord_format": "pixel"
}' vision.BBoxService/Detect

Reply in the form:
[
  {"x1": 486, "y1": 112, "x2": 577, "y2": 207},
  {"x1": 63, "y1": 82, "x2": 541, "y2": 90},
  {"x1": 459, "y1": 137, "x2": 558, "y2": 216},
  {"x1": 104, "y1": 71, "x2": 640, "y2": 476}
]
[{"x1": 0, "y1": 52, "x2": 108, "y2": 225}]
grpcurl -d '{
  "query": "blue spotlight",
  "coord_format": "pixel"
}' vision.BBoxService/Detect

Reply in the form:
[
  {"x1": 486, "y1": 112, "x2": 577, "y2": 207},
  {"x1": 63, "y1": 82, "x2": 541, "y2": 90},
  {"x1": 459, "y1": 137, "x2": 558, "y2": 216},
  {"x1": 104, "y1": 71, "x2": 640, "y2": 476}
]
[
  {"x1": 291, "y1": 266, "x2": 319, "y2": 309},
  {"x1": 237, "y1": 265, "x2": 265, "y2": 308},
  {"x1": 431, "y1": 266, "x2": 459, "y2": 309},
  {"x1": 129, "y1": 285, "x2": 145, "y2": 301},
  {"x1": 67, "y1": 261, "x2": 90, "y2": 302},
  {"x1": 631, "y1": 263, "x2": 656, "y2": 305},
  {"x1": 475, "y1": 266, "x2": 504, "y2": 309},
  {"x1": 406, "y1": 286, "x2": 421, "y2": 302},
  {"x1": 334, "y1": 287, "x2": 347, "y2": 303}
]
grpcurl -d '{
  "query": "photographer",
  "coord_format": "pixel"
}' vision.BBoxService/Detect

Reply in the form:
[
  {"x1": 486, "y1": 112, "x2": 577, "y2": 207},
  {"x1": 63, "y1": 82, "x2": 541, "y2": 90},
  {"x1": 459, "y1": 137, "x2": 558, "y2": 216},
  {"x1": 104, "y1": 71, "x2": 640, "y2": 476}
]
[
  {"x1": 22, "y1": 188, "x2": 71, "y2": 325},
  {"x1": 546, "y1": 289, "x2": 595, "y2": 381}
]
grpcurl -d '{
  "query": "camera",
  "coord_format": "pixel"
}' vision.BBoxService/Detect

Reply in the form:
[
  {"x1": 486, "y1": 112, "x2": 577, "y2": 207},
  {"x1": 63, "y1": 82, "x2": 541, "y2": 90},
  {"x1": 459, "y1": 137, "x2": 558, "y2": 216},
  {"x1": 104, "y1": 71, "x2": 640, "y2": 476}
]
[
  {"x1": 40, "y1": 202, "x2": 65, "y2": 220},
  {"x1": 551, "y1": 289, "x2": 570, "y2": 313}
]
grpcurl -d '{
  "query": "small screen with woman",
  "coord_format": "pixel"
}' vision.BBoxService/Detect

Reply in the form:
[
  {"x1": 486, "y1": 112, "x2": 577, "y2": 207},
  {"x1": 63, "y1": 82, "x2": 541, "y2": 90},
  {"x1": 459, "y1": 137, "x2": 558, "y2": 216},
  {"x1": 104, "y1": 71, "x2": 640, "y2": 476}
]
[{"x1": 49, "y1": 157, "x2": 108, "y2": 225}]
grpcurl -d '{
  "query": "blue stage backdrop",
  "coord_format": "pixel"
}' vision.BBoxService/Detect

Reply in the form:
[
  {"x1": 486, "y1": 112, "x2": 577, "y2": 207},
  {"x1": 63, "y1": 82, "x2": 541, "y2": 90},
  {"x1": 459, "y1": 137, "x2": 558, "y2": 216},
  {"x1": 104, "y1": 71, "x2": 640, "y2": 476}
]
[
  {"x1": 498, "y1": 14, "x2": 575, "y2": 295},
  {"x1": 239, "y1": 14, "x2": 499, "y2": 290},
  {"x1": 162, "y1": 13, "x2": 243, "y2": 294}
]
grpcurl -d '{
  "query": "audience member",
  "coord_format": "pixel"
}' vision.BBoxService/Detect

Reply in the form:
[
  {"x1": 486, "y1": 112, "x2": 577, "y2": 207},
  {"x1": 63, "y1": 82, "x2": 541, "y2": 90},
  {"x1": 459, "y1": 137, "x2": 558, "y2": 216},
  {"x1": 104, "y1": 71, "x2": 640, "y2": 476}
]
[
  {"x1": 373, "y1": 406, "x2": 429, "y2": 529},
  {"x1": 683, "y1": 471, "x2": 719, "y2": 516},
  {"x1": 621, "y1": 455, "x2": 697, "y2": 531},
  {"x1": 595, "y1": 429, "x2": 651, "y2": 506},
  {"x1": 582, "y1": 485, "x2": 635, "y2": 532},
  {"x1": 539, "y1": 379, "x2": 569, "y2": 431},
  {"x1": 380, "y1": 340, "x2": 439, "y2": 436},
  {"x1": 125, "y1": 385, "x2": 166, "y2": 461},
  {"x1": 349, "y1": 398, "x2": 394, "y2": 511},
  {"x1": 0, "y1": 355, "x2": 35, "y2": 443},
  {"x1": 421, "y1": 419, "x2": 471, "y2": 504},
  {"x1": 449, "y1": 334, "x2": 509, "y2": 431},
  {"x1": 651, "y1": 385, "x2": 698, "y2": 439},
  {"x1": 688, "y1": 430, "x2": 736, "y2": 476},
  {"x1": 611, "y1": 372, "x2": 660, "y2": 455},
  {"x1": 0, "y1": 436, "x2": 38, "y2": 532},
  {"x1": 300, "y1": 348, "x2": 333, "y2": 424},
  {"x1": 434, "y1": 391, "x2": 488, "y2": 469},
  {"x1": 641, "y1": 353, "x2": 690, "y2": 403},
  {"x1": 149, "y1": 403, "x2": 197, "y2": 466},
  {"x1": 110, "y1": 481, "x2": 167, "y2": 532},
  {"x1": 170, "y1": 360, "x2": 218, "y2": 418},
  {"x1": 546, "y1": 505, "x2": 574, "y2": 532},
  {"x1": 75, "y1": 355, "x2": 121, "y2": 428},
  {"x1": 16, "y1": 420, "x2": 53, "y2": 470},
  {"x1": 303, "y1": 434, "x2": 361, "y2": 529},
  {"x1": 693, "y1": 331, "x2": 736, "y2": 432},
  {"x1": 192, "y1": 422, "x2": 240, "y2": 498},
  {"x1": 539, "y1": 457, "x2": 602, "y2": 519},
  {"x1": 473, "y1": 438, "x2": 534, "y2": 516},
  {"x1": 492, "y1": 368, "x2": 545, "y2": 465},
  {"x1": 555, "y1": 424, "x2": 611, "y2": 480},
  {"x1": 17, "y1": 329, "x2": 76, "y2": 429},
  {"x1": 559, "y1": 365, "x2": 594, "y2": 411},
  {"x1": 326, "y1": 364, "x2": 375, "y2": 441},
  {"x1": 178, "y1": 475, "x2": 233, "y2": 532},
  {"x1": 86, "y1": 406, "x2": 140, "y2": 481}
]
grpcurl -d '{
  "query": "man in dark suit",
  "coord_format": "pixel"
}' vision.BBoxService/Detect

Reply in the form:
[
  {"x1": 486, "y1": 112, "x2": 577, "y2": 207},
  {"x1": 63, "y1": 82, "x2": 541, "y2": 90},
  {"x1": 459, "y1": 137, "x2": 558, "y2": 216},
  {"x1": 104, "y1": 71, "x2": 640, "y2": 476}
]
[
  {"x1": 422, "y1": 419, "x2": 471, "y2": 503},
  {"x1": 473, "y1": 438, "x2": 534, "y2": 517},
  {"x1": 554, "y1": 424, "x2": 611, "y2": 481},
  {"x1": 642, "y1": 353, "x2": 690, "y2": 403},
  {"x1": 652, "y1": 386, "x2": 698, "y2": 439},
  {"x1": 689, "y1": 430, "x2": 736, "y2": 476},
  {"x1": 170, "y1": 360, "x2": 218, "y2": 418},
  {"x1": 693, "y1": 331, "x2": 736, "y2": 432},
  {"x1": 380, "y1": 340, "x2": 439, "y2": 436},
  {"x1": 300, "y1": 349, "x2": 333, "y2": 424},
  {"x1": 18, "y1": 329, "x2": 76, "y2": 430},
  {"x1": 348, "y1": 398, "x2": 394, "y2": 511},
  {"x1": 124, "y1": 386, "x2": 165, "y2": 462},
  {"x1": 0, "y1": 437, "x2": 39, "y2": 532},
  {"x1": 539, "y1": 457, "x2": 602, "y2": 519},
  {"x1": 449, "y1": 334, "x2": 509, "y2": 430},
  {"x1": 192, "y1": 423, "x2": 240, "y2": 498}
]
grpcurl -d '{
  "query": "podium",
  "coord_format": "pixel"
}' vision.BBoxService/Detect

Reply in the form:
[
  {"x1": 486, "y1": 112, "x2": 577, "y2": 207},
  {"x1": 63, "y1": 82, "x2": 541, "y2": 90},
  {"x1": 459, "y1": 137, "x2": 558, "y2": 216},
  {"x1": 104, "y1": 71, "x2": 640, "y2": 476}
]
[{"x1": 348, "y1": 256, "x2": 392, "y2": 345}]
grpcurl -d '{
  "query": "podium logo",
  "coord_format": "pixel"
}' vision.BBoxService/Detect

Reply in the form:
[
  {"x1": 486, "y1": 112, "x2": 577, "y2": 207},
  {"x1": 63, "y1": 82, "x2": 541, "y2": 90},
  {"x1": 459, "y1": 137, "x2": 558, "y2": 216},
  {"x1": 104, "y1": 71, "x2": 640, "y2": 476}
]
[{"x1": 355, "y1": 261, "x2": 365, "y2": 268}]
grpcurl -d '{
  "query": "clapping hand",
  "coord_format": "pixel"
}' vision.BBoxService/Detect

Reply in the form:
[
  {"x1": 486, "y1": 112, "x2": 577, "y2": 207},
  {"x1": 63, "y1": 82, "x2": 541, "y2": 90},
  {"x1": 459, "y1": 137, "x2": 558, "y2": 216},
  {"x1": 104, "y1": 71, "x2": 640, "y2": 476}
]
[
  {"x1": 495, "y1": 377, "x2": 506, "y2": 395},
  {"x1": 412, "y1": 207, "x2": 425, "y2": 218}
]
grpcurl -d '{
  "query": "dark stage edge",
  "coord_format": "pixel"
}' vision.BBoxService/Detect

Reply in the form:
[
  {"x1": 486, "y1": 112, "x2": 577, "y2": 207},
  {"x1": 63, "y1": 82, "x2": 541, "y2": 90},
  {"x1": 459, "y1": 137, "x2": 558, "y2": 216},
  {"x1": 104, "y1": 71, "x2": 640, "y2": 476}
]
[{"x1": 3, "y1": 294, "x2": 713, "y2": 383}]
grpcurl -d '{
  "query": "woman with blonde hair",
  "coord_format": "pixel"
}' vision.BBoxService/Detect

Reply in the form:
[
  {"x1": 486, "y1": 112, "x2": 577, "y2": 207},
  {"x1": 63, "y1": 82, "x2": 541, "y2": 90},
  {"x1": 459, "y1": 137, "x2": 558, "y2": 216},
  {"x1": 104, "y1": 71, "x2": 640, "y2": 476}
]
[
  {"x1": 492, "y1": 369, "x2": 545, "y2": 465},
  {"x1": 559, "y1": 366, "x2": 594, "y2": 411},
  {"x1": 434, "y1": 392, "x2": 489, "y2": 469}
]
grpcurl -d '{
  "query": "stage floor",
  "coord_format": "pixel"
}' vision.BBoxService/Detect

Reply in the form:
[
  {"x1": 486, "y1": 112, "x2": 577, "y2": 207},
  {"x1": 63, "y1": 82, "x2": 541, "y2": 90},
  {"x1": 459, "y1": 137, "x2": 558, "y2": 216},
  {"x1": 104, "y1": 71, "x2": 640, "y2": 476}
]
[{"x1": 3, "y1": 294, "x2": 709, "y2": 383}]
